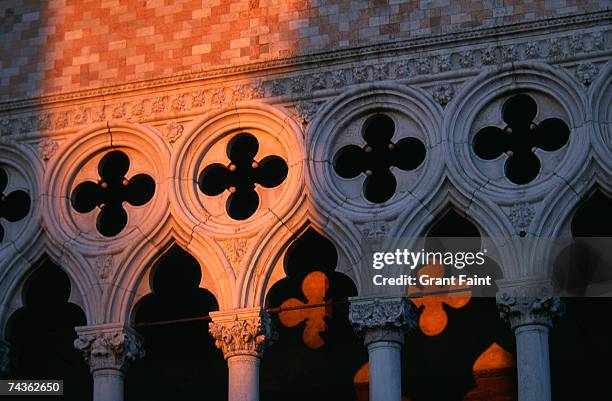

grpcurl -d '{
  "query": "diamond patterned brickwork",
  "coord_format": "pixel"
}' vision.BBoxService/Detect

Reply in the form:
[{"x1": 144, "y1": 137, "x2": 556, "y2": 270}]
[{"x1": 1, "y1": 0, "x2": 609, "y2": 100}]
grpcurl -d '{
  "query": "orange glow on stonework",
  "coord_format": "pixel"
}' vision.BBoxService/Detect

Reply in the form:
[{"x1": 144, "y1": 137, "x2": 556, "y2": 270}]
[
  {"x1": 409, "y1": 263, "x2": 471, "y2": 336},
  {"x1": 278, "y1": 271, "x2": 332, "y2": 349}
]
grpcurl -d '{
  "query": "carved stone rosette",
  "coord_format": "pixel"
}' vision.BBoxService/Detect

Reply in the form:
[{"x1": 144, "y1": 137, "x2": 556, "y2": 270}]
[
  {"x1": 74, "y1": 325, "x2": 144, "y2": 373},
  {"x1": 208, "y1": 308, "x2": 274, "y2": 359},
  {"x1": 349, "y1": 297, "x2": 418, "y2": 345},
  {"x1": 496, "y1": 280, "x2": 565, "y2": 330}
]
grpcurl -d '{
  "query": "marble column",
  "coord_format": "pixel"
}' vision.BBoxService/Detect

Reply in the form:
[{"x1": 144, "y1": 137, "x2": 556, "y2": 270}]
[
  {"x1": 496, "y1": 281, "x2": 564, "y2": 401},
  {"x1": 209, "y1": 307, "x2": 273, "y2": 401},
  {"x1": 349, "y1": 297, "x2": 417, "y2": 401},
  {"x1": 74, "y1": 324, "x2": 144, "y2": 401}
]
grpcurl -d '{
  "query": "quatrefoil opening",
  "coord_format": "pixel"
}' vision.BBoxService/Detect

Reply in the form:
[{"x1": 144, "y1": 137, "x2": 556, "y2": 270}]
[
  {"x1": 70, "y1": 150, "x2": 155, "y2": 237},
  {"x1": 333, "y1": 114, "x2": 426, "y2": 203},
  {"x1": 198, "y1": 133, "x2": 288, "y2": 220},
  {"x1": 473, "y1": 94, "x2": 570, "y2": 184},
  {"x1": 0, "y1": 167, "x2": 31, "y2": 243}
]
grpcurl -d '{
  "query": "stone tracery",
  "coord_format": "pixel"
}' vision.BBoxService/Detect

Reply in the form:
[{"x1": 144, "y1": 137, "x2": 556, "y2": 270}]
[{"x1": 0, "y1": 6, "x2": 608, "y2": 400}]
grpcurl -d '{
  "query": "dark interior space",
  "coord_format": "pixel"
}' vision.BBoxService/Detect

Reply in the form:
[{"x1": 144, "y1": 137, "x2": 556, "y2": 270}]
[
  {"x1": 6, "y1": 258, "x2": 91, "y2": 401},
  {"x1": 262, "y1": 228, "x2": 367, "y2": 401},
  {"x1": 126, "y1": 245, "x2": 226, "y2": 401}
]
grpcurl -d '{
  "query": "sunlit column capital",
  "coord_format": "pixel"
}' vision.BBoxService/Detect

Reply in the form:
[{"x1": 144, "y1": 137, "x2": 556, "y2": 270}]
[
  {"x1": 349, "y1": 296, "x2": 418, "y2": 345},
  {"x1": 496, "y1": 277, "x2": 565, "y2": 330},
  {"x1": 74, "y1": 324, "x2": 144, "y2": 373},
  {"x1": 209, "y1": 307, "x2": 274, "y2": 360}
]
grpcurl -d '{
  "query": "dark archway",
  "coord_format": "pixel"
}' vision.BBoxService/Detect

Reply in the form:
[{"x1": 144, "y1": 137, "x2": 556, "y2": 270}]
[
  {"x1": 551, "y1": 188, "x2": 612, "y2": 401},
  {"x1": 6, "y1": 258, "x2": 91, "y2": 401},
  {"x1": 403, "y1": 209, "x2": 514, "y2": 401},
  {"x1": 125, "y1": 245, "x2": 227, "y2": 401},
  {"x1": 262, "y1": 228, "x2": 367, "y2": 401}
]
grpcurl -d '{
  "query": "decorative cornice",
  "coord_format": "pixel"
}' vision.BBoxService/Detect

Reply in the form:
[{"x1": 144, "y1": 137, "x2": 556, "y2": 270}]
[
  {"x1": 496, "y1": 279, "x2": 565, "y2": 330},
  {"x1": 208, "y1": 308, "x2": 274, "y2": 359},
  {"x1": 0, "y1": 10, "x2": 610, "y2": 112},
  {"x1": 349, "y1": 297, "x2": 418, "y2": 345},
  {"x1": 0, "y1": 25, "x2": 608, "y2": 141},
  {"x1": 74, "y1": 324, "x2": 144, "y2": 373}
]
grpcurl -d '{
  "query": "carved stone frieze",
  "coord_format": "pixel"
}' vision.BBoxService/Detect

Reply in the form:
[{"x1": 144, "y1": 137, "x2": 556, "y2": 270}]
[
  {"x1": 0, "y1": 25, "x2": 608, "y2": 137},
  {"x1": 74, "y1": 325, "x2": 144, "y2": 372}
]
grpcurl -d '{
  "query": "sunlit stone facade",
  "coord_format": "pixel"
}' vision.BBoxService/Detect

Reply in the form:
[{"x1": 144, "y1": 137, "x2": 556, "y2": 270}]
[{"x1": 0, "y1": 1, "x2": 611, "y2": 401}]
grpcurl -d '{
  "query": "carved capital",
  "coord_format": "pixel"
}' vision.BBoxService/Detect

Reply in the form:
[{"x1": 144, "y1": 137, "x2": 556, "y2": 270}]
[
  {"x1": 74, "y1": 324, "x2": 144, "y2": 373},
  {"x1": 209, "y1": 308, "x2": 274, "y2": 359},
  {"x1": 349, "y1": 297, "x2": 417, "y2": 345},
  {"x1": 496, "y1": 279, "x2": 565, "y2": 330}
]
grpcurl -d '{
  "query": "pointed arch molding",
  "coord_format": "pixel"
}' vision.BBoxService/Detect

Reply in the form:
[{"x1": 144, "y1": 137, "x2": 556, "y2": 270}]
[
  {"x1": 307, "y1": 83, "x2": 444, "y2": 220},
  {"x1": 0, "y1": 142, "x2": 42, "y2": 256},
  {"x1": 0, "y1": 237, "x2": 98, "y2": 333},
  {"x1": 589, "y1": 59, "x2": 612, "y2": 173},
  {"x1": 444, "y1": 62, "x2": 589, "y2": 204}
]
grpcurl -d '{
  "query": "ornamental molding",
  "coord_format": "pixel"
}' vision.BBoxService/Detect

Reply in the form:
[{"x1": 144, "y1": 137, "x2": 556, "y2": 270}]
[
  {"x1": 37, "y1": 138, "x2": 59, "y2": 161},
  {"x1": 575, "y1": 61, "x2": 600, "y2": 85},
  {"x1": 74, "y1": 324, "x2": 144, "y2": 372},
  {"x1": 160, "y1": 121, "x2": 184, "y2": 144},
  {"x1": 496, "y1": 278, "x2": 565, "y2": 329},
  {"x1": 208, "y1": 308, "x2": 274, "y2": 359},
  {"x1": 507, "y1": 202, "x2": 536, "y2": 232},
  {"x1": 218, "y1": 238, "x2": 251, "y2": 269},
  {"x1": 0, "y1": 12, "x2": 609, "y2": 118},
  {"x1": 93, "y1": 255, "x2": 113, "y2": 282}
]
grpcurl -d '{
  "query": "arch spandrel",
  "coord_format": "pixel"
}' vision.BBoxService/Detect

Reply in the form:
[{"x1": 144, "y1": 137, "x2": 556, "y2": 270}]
[{"x1": 588, "y1": 59, "x2": 612, "y2": 173}]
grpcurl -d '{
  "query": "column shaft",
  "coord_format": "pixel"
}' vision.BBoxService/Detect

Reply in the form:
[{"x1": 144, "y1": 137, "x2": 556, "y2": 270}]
[
  {"x1": 515, "y1": 324, "x2": 551, "y2": 401},
  {"x1": 92, "y1": 369, "x2": 125, "y2": 401},
  {"x1": 367, "y1": 340, "x2": 402, "y2": 401},
  {"x1": 228, "y1": 355, "x2": 260, "y2": 401}
]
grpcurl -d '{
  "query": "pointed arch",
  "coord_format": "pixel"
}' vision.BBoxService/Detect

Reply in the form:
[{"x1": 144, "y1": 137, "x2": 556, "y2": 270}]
[
  {"x1": 0, "y1": 232, "x2": 99, "y2": 334},
  {"x1": 245, "y1": 216, "x2": 364, "y2": 308},
  {"x1": 106, "y1": 218, "x2": 233, "y2": 325}
]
